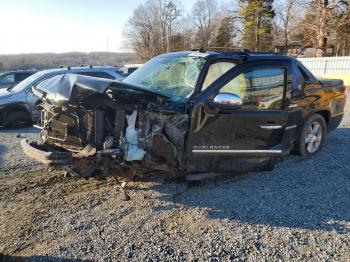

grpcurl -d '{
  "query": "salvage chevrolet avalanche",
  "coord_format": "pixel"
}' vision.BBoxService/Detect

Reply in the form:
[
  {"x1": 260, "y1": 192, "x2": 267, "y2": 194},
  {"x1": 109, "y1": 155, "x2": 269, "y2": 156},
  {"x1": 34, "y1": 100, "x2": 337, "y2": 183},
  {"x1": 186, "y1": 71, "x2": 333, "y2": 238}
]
[{"x1": 21, "y1": 51, "x2": 347, "y2": 198}]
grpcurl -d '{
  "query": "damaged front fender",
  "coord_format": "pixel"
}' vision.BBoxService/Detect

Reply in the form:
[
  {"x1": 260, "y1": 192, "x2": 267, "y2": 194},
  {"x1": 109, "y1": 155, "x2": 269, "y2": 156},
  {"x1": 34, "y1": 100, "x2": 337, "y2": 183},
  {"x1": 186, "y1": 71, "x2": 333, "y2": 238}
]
[{"x1": 24, "y1": 73, "x2": 190, "y2": 199}]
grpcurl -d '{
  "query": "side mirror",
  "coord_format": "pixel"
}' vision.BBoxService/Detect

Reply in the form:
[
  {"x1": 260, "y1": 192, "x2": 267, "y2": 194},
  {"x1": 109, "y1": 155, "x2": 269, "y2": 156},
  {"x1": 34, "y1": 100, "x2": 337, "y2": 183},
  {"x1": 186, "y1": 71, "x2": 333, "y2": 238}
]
[{"x1": 213, "y1": 93, "x2": 242, "y2": 108}]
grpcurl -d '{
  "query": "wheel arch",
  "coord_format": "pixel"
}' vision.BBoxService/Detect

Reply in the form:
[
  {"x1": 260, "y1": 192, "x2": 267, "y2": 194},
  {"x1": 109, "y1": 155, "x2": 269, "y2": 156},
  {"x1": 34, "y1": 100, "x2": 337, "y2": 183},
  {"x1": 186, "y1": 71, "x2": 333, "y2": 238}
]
[
  {"x1": 292, "y1": 109, "x2": 330, "y2": 151},
  {"x1": 292, "y1": 111, "x2": 327, "y2": 156},
  {"x1": 314, "y1": 110, "x2": 330, "y2": 125},
  {"x1": 1, "y1": 103, "x2": 33, "y2": 123}
]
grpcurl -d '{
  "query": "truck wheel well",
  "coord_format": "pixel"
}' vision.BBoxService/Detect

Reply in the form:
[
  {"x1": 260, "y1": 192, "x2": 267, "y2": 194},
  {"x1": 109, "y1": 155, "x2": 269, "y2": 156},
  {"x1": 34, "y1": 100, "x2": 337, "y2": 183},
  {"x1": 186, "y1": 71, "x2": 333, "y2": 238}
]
[
  {"x1": 315, "y1": 110, "x2": 330, "y2": 125},
  {"x1": 2, "y1": 105, "x2": 31, "y2": 120}
]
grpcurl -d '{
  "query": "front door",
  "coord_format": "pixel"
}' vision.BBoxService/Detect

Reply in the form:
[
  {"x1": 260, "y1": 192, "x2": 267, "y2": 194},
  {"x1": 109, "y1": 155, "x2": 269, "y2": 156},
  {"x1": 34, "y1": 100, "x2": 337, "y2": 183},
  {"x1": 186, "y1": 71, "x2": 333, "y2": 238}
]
[{"x1": 186, "y1": 62, "x2": 291, "y2": 173}]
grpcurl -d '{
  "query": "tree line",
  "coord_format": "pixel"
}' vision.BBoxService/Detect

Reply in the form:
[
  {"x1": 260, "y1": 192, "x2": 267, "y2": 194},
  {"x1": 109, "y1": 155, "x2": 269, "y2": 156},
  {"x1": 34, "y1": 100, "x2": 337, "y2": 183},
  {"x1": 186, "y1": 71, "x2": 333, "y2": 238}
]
[
  {"x1": 123, "y1": 0, "x2": 350, "y2": 61},
  {"x1": 0, "y1": 52, "x2": 134, "y2": 72}
]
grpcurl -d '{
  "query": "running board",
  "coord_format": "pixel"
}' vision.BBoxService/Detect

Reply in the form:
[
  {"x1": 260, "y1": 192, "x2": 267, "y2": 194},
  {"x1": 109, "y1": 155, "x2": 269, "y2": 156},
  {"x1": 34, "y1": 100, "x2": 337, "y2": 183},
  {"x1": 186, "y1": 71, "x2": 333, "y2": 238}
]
[{"x1": 192, "y1": 149, "x2": 284, "y2": 157}]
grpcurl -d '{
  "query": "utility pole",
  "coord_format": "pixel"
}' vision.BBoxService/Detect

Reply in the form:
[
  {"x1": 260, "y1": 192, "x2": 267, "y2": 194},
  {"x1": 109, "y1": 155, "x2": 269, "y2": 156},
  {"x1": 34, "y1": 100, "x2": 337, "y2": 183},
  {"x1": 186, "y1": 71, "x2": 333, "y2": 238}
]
[{"x1": 107, "y1": 37, "x2": 110, "y2": 52}]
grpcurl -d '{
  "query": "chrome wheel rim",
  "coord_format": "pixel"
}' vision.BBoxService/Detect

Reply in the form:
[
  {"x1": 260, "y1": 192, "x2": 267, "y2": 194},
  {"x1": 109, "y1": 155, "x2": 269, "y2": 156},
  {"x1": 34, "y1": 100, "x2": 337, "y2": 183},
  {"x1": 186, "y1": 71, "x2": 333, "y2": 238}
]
[{"x1": 305, "y1": 121, "x2": 322, "y2": 153}]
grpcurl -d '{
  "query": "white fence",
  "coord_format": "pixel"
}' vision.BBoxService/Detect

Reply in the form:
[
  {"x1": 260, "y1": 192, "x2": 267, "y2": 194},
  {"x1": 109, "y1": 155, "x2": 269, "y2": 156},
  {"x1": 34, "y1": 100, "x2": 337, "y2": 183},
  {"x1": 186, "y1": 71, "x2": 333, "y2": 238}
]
[{"x1": 298, "y1": 56, "x2": 350, "y2": 77}]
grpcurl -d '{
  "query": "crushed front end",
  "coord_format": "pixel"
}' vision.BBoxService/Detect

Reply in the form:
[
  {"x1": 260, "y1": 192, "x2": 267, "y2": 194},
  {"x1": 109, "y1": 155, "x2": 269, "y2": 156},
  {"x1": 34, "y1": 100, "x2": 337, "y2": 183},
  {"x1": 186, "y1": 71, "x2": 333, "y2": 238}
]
[{"x1": 22, "y1": 74, "x2": 190, "y2": 199}]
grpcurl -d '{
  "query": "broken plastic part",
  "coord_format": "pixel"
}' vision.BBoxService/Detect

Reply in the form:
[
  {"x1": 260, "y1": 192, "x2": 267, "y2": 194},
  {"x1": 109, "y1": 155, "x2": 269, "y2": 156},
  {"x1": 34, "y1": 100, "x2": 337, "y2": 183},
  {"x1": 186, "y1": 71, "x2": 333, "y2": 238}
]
[
  {"x1": 73, "y1": 144, "x2": 96, "y2": 158},
  {"x1": 124, "y1": 110, "x2": 146, "y2": 161},
  {"x1": 103, "y1": 136, "x2": 114, "y2": 150}
]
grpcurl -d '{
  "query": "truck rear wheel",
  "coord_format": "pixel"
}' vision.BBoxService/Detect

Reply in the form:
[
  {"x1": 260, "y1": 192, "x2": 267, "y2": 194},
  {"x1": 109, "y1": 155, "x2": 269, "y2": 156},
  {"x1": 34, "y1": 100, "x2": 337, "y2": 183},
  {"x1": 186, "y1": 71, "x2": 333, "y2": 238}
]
[{"x1": 293, "y1": 113, "x2": 326, "y2": 156}]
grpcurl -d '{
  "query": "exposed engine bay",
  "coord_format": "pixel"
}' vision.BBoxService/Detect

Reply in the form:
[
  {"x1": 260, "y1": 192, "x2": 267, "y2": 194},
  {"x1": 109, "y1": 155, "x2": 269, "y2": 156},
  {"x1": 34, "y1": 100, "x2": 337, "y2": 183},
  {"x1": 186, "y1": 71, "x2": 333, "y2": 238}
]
[{"x1": 28, "y1": 74, "x2": 190, "y2": 199}]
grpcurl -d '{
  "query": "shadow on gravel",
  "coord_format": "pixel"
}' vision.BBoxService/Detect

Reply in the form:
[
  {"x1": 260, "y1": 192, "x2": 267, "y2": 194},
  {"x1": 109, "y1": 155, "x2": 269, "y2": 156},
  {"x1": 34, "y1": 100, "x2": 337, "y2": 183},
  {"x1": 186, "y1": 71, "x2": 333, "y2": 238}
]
[
  {"x1": 0, "y1": 145, "x2": 8, "y2": 162},
  {"x1": 0, "y1": 254, "x2": 92, "y2": 262},
  {"x1": 151, "y1": 128, "x2": 350, "y2": 233}
]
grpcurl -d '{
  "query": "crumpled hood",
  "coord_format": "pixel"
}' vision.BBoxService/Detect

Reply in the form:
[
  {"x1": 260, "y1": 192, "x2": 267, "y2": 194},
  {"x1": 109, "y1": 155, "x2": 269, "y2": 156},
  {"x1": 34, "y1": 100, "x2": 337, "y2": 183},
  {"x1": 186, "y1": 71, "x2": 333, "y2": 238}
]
[
  {"x1": 0, "y1": 88, "x2": 13, "y2": 99},
  {"x1": 35, "y1": 73, "x2": 113, "y2": 103},
  {"x1": 35, "y1": 73, "x2": 168, "y2": 105}
]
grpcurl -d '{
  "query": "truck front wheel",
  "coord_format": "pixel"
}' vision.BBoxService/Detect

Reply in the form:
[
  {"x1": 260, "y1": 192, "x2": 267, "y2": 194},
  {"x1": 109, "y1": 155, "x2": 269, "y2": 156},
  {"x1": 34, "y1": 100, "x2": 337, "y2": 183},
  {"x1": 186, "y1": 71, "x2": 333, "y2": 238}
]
[
  {"x1": 3, "y1": 111, "x2": 32, "y2": 128},
  {"x1": 293, "y1": 113, "x2": 327, "y2": 156}
]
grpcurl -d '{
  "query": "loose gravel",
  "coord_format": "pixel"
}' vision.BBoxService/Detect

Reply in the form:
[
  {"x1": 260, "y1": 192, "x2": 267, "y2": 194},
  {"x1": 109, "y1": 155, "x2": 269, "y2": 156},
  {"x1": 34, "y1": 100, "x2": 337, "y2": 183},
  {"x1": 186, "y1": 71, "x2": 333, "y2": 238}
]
[
  {"x1": 0, "y1": 96, "x2": 349, "y2": 261},
  {"x1": 0, "y1": 127, "x2": 41, "y2": 173}
]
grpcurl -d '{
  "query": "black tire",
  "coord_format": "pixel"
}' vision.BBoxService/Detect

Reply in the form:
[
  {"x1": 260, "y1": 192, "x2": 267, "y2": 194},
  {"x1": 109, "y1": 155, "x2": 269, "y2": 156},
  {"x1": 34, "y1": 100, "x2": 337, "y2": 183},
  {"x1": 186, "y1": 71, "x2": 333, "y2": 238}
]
[
  {"x1": 3, "y1": 111, "x2": 32, "y2": 128},
  {"x1": 292, "y1": 113, "x2": 327, "y2": 156},
  {"x1": 262, "y1": 159, "x2": 277, "y2": 171}
]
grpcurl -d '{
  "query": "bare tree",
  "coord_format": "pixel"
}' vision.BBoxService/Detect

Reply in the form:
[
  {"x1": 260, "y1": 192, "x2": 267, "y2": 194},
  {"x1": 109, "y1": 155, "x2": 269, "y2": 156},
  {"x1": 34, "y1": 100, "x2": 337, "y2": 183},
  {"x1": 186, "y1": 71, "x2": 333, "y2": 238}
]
[
  {"x1": 275, "y1": 0, "x2": 305, "y2": 52},
  {"x1": 123, "y1": 0, "x2": 349, "y2": 58},
  {"x1": 0, "y1": 52, "x2": 135, "y2": 71},
  {"x1": 123, "y1": 0, "x2": 182, "y2": 61},
  {"x1": 191, "y1": 0, "x2": 218, "y2": 48},
  {"x1": 166, "y1": 1, "x2": 182, "y2": 51},
  {"x1": 317, "y1": 0, "x2": 330, "y2": 55},
  {"x1": 332, "y1": 0, "x2": 350, "y2": 55},
  {"x1": 296, "y1": 0, "x2": 350, "y2": 56}
]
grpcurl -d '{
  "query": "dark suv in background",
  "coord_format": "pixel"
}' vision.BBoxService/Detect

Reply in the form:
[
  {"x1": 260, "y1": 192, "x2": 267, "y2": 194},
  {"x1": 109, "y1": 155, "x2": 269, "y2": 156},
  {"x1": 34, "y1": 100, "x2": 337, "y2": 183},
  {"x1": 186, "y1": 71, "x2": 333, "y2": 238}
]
[
  {"x1": 0, "y1": 70, "x2": 37, "y2": 89},
  {"x1": 0, "y1": 66, "x2": 124, "y2": 127}
]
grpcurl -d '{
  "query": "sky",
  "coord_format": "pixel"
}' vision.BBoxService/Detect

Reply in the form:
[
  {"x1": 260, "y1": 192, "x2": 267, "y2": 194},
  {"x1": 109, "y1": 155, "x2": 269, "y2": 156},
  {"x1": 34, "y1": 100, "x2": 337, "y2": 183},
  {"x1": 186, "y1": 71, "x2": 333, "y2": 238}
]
[{"x1": 0, "y1": 0, "x2": 197, "y2": 54}]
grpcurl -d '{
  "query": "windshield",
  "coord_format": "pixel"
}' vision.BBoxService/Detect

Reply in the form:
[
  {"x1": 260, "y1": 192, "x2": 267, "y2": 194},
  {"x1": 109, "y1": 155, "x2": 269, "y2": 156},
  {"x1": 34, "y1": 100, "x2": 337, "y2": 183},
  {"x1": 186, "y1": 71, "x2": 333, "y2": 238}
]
[
  {"x1": 123, "y1": 54, "x2": 206, "y2": 101},
  {"x1": 11, "y1": 71, "x2": 48, "y2": 92}
]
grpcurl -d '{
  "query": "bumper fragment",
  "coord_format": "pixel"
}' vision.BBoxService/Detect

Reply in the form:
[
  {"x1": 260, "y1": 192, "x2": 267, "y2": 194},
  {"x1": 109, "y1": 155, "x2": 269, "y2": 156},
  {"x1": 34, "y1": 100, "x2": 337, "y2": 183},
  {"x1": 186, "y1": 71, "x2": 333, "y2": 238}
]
[{"x1": 21, "y1": 139, "x2": 72, "y2": 165}]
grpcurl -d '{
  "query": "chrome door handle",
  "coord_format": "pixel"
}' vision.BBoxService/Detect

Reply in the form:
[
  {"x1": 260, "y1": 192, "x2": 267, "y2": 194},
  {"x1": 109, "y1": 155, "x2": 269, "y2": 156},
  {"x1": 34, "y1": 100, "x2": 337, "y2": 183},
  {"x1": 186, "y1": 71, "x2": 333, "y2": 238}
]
[
  {"x1": 260, "y1": 124, "x2": 283, "y2": 130},
  {"x1": 289, "y1": 103, "x2": 298, "y2": 109}
]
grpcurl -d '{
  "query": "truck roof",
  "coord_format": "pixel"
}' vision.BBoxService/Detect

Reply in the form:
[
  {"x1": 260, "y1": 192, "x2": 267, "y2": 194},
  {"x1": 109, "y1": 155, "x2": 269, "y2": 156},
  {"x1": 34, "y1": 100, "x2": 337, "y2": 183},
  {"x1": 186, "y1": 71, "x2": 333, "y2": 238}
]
[
  {"x1": 157, "y1": 50, "x2": 295, "y2": 63},
  {"x1": 40, "y1": 65, "x2": 117, "y2": 74}
]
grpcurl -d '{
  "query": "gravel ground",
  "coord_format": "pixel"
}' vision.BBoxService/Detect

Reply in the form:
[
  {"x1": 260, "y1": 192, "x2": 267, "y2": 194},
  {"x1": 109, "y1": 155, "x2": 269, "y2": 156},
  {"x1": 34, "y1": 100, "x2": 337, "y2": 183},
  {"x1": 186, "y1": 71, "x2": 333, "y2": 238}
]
[
  {"x1": 0, "y1": 96, "x2": 349, "y2": 262},
  {"x1": 0, "y1": 127, "x2": 41, "y2": 173}
]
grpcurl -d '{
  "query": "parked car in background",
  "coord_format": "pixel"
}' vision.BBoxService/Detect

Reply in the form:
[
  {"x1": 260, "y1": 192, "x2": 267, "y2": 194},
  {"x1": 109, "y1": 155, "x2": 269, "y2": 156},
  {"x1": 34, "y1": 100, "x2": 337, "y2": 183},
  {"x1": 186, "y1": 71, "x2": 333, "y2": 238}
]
[
  {"x1": 0, "y1": 70, "x2": 37, "y2": 90},
  {"x1": 117, "y1": 64, "x2": 143, "y2": 77},
  {"x1": 0, "y1": 66, "x2": 124, "y2": 127}
]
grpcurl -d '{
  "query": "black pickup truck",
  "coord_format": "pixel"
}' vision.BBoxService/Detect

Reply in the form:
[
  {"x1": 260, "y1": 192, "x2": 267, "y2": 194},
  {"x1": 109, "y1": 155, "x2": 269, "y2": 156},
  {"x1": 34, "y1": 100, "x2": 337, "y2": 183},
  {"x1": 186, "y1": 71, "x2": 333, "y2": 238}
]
[{"x1": 22, "y1": 50, "x2": 347, "y2": 187}]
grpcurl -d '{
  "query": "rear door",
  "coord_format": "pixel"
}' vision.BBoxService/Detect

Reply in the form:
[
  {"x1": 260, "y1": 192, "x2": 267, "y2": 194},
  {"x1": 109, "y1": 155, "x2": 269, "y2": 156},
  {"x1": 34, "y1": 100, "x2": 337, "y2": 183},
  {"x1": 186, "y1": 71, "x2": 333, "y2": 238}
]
[{"x1": 186, "y1": 60, "x2": 292, "y2": 173}]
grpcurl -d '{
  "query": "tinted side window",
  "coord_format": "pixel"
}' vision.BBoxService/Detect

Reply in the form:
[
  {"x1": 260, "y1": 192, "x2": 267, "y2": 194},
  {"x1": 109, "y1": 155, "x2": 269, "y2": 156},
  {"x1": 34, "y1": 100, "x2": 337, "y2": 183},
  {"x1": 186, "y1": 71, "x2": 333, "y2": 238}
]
[
  {"x1": 15, "y1": 72, "x2": 33, "y2": 82},
  {"x1": 79, "y1": 71, "x2": 115, "y2": 80},
  {"x1": 202, "y1": 62, "x2": 236, "y2": 90},
  {"x1": 78, "y1": 72, "x2": 99, "y2": 78},
  {"x1": 219, "y1": 68, "x2": 285, "y2": 110},
  {"x1": 0, "y1": 73, "x2": 15, "y2": 84},
  {"x1": 96, "y1": 72, "x2": 115, "y2": 80}
]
